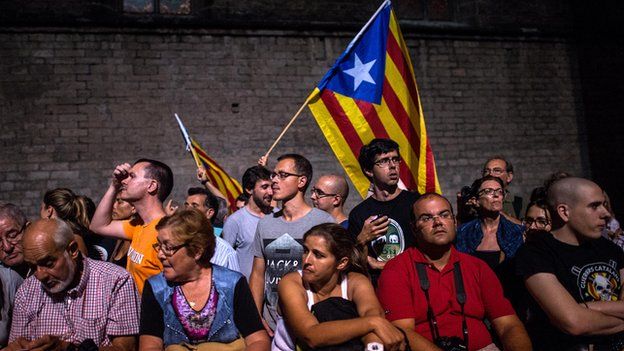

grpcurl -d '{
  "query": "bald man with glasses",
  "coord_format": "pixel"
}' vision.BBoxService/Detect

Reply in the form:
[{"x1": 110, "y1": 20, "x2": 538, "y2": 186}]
[{"x1": 310, "y1": 174, "x2": 349, "y2": 228}]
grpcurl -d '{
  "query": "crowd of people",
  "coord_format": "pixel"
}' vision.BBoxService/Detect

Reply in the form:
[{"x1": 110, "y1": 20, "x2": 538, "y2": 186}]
[{"x1": 0, "y1": 137, "x2": 622, "y2": 351}]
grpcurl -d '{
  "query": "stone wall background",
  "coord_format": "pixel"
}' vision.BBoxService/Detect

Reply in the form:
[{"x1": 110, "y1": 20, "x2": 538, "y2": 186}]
[{"x1": 0, "y1": 27, "x2": 587, "y2": 218}]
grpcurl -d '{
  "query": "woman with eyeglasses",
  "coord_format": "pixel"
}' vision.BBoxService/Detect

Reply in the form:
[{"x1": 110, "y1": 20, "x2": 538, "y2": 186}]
[
  {"x1": 272, "y1": 223, "x2": 406, "y2": 351},
  {"x1": 455, "y1": 176, "x2": 524, "y2": 271},
  {"x1": 522, "y1": 200, "x2": 551, "y2": 241},
  {"x1": 139, "y1": 209, "x2": 270, "y2": 351}
]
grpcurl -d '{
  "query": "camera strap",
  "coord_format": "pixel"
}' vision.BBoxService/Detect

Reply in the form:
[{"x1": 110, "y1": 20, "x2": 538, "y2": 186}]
[{"x1": 416, "y1": 261, "x2": 469, "y2": 347}]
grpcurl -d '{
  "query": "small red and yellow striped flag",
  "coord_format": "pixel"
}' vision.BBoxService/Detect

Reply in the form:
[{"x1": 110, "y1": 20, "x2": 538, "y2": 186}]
[
  {"x1": 190, "y1": 140, "x2": 243, "y2": 213},
  {"x1": 174, "y1": 114, "x2": 242, "y2": 212},
  {"x1": 307, "y1": 0, "x2": 441, "y2": 198}
]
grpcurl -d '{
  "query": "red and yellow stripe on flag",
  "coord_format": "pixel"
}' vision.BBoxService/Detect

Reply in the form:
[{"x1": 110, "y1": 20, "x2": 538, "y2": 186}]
[
  {"x1": 308, "y1": 1, "x2": 441, "y2": 198},
  {"x1": 191, "y1": 139, "x2": 243, "y2": 213}
]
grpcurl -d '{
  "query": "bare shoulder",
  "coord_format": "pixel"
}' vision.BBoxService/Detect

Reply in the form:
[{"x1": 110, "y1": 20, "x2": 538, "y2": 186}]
[
  {"x1": 346, "y1": 272, "x2": 373, "y2": 286},
  {"x1": 278, "y1": 271, "x2": 304, "y2": 292},
  {"x1": 346, "y1": 272, "x2": 375, "y2": 297}
]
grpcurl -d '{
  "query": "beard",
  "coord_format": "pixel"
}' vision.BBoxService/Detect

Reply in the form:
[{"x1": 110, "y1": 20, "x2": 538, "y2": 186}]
[{"x1": 42, "y1": 252, "x2": 77, "y2": 294}]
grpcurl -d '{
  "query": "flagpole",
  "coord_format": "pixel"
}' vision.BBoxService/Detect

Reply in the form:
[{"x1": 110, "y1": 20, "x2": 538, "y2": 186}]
[
  {"x1": 264, "y1": 1, "x2": 390, "y2": 159},
  {"x1": 347, "y1": 0, "x2": 390, "y2": 50},
  {"x1": 188, "y1": 142, "x2": 204, "y2": 169},
  {"x1": 174, "y1": 113, "x2": 204, "y2": 169},
  {"x1": 263, "y1": 89, "x2": 319, "y2": 158}
]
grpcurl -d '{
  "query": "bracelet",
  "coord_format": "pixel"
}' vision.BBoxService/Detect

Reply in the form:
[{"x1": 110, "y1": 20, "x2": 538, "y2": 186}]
[
  {"x1": 583, "y1": 301, "x2": 589, "y2": 308},
  {"x1": 200, "y1": 179, "x2": 209, "y2": 185}
]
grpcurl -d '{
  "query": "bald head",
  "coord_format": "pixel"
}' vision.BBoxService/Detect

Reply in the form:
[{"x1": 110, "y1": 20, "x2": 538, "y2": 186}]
[
  {"x1": 24, "y1": 218, "x2": 74, "y2": 252},
  {"x1": 547, "y1": 177, "x2": 609, "y2": 239},
  {"x1": 547, "y1": 177, "x2": 601, "y2": 210},
  {"x1": 318, "y1": 175, "x2": 349, "y2": 201}
]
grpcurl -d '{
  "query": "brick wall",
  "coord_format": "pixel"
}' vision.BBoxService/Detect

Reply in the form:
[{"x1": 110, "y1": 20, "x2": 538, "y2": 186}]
[{"x1": 0, "y1": 29, "x2": 586, "y2": 218}]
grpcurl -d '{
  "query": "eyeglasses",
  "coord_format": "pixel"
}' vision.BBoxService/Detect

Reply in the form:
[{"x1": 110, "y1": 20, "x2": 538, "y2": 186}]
[
  {"x1": 483, "y1": 167, "x2": 506, "y2": 176},
  {"x1": 374, "y1": 156, "x2": 401, "y2": 168},
  {"x1": 270, "y1": 171, "x2": 303, "y2": 180},
  {"x1": 152, "y1": 241, "x2": 187, "y2": 256},
  {"x1": 478, "y1": 188, "x2": 505, "y2": 197},
  {"x1": 1, "y1": 222, "x2": 28, "y2": 246},
  {"x1": 522, "y1": 217, "x2": 550, "y2": 228},
  {"x1": 417, "y1": 211, "x2": 454, "y2": 223},
  {"x1": 311, "y1": 187, "x2": 338, "y2": 198}
]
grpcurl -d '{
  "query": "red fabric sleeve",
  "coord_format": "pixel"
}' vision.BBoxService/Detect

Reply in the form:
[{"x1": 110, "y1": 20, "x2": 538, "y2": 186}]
[{"x1": 376, "y1": 255, "x2": 418, "y2": 321}]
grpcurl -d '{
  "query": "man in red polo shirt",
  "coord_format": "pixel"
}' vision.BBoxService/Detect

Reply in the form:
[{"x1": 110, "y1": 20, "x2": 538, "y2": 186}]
[{"x1": 377, "y1": 193, "x2": 531, "y2": 351}]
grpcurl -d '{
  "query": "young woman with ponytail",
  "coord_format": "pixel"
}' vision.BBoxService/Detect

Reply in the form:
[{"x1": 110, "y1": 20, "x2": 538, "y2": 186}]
[
  {"x1": 273, "y1": 223, "x2": 406, "y2": 351},
  {"x1": 40, "y1": 188, "x2": 114, "y2": 259}
]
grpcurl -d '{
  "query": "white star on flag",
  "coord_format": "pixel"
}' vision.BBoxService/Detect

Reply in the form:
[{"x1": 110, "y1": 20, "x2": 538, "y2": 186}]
[{"x1": 343, "y1": 53, "x2": 377, "y2": 91}]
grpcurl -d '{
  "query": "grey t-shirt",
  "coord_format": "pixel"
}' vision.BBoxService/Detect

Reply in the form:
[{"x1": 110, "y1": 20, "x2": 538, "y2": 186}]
[
  {"x1": 251, "y1": 207, "x2": 334, "y2": 330},
  {"x1": 223, "y1": 207, "x2": 261, "y2": 280}
]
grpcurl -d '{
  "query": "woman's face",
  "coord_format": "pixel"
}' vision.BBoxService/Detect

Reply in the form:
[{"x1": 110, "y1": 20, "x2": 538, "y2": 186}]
[
  {"x1": 477, "y1": 180, "x2": 504, "y2": 213},
  {"x1": 112, "y1": 196, "x2": 135, "y2": 220},
  {"x1": 524, "y1": 205, "x2": 551, "y2": 232},
  {"x1": 156, "y1": 227, "x2": 199, "y2": 282},
  {"x1": 301, "y1": 235, "x2": 345, "y2": 285}
]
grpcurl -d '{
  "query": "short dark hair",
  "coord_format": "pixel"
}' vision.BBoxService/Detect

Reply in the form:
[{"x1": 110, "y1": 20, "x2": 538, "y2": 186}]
[
  {"x1": 469, "y1": 175, "x2": 506, "y2": 198},
  {"x1": 277, "y1": 154, "x2": 313, "y2": 192},
  {"x1": 187, "y1": 187, "x2": 219, "y2": 224},
  {"x1": 242, "y1": 166, "x2": 271, "y2": 193},
  {"x1": 358, "y1": 139, "x2": 400, "y2": 176},
  {"x1": 134, "y1": 159, "x2": 173, "y2": 202},
  {"x1": 409, "y1": 193, "x2": 454, "y2": 224},
  {"x1": 236, "y1": 192, "x2": 249, "y2": 203},
  {"x1": 483, "y1": 156, "x2": 513, "y2": 173}
]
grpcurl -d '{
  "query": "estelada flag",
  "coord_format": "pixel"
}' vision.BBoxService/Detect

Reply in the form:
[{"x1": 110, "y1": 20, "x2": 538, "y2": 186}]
[
  {"x1": 307, "y1": 0, "x2": 441, "y2": 197},
  {"x1": 175, "y1": 114, "x2": 243, "y2": 212}
]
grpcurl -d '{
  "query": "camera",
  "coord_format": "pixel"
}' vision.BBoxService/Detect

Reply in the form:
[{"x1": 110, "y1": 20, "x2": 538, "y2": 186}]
[{"x1": 435, "y1": 336, "x2": 467, "y2": 351}]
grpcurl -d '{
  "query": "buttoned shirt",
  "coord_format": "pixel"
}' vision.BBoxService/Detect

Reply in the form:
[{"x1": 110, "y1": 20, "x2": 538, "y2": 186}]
[
  {"x1": 9, "y1": 257, "x2": 140, "y2": 346},
  {"x1": 377, "y1": 247, "x2": 515, "y2": 351}
]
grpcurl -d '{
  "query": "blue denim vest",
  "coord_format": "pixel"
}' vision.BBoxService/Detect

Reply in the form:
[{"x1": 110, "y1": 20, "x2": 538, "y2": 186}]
[{"x1": 148, "y1": 265, "x2": 243, "y2": 346}]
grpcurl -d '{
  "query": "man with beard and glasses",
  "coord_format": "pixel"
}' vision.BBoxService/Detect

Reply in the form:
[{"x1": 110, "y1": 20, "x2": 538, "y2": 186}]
[
  {"x1": 223, "y1": 166, "x2": 274, "y2": 280},
  {"x1": 6, "y1": 218, "x2": 140, "y2": 351}
]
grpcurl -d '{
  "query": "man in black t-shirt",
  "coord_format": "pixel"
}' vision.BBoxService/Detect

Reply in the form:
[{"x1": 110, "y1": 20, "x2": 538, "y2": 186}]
[
  {"x1": 516, "y1": 177, "x2": 624, "y2": 350},
  {"x1": 347, "y1": 138, "x2": 419, "y2": 281}
]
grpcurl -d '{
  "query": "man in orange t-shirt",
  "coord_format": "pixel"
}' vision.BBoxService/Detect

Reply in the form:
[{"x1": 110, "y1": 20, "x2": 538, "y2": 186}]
[{"x1": 90, "y1": 159, "x2": 173, "y2": 293}]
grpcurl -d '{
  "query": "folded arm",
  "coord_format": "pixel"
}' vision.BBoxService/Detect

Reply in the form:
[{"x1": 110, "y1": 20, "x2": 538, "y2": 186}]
[{"x1": 525, "y1": 272, "x2": 624, "y2": 336}]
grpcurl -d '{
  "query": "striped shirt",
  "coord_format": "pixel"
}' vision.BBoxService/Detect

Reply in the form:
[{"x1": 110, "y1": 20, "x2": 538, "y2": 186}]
[
  {"x1": 211, "y1": 236, "x2": 240, "y2": 272},
  {"x1": 9, "y1": 257, "x2": 140, "y2": 346}
]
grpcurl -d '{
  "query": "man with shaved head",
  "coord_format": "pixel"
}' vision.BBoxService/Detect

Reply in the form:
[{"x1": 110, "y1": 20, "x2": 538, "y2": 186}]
[
  {"x1": 516, "y1": 177, "x2": 624, "y2": 350},
  {"x1": 310, "y1": 174, "x2": 350, "y2": 228},
  {"x1": 6, "y1": 218, "x2": 140, "y2": 351}
]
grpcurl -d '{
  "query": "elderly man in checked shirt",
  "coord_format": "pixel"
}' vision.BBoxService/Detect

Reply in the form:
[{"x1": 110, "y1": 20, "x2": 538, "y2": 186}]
[{"x1": 4, "y1": 218, "x2": 140, "y2": 351}]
